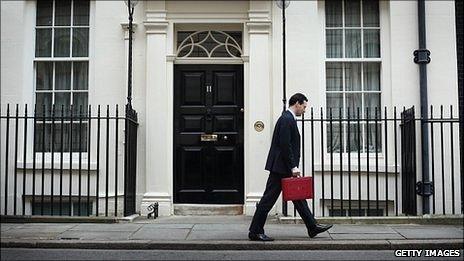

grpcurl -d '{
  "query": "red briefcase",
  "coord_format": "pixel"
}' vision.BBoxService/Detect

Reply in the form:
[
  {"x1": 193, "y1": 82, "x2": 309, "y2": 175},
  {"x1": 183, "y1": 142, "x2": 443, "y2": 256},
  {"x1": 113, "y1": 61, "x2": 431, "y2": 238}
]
[{"x1": 281, "y1": 176, "x2": 313, "y2": 201}]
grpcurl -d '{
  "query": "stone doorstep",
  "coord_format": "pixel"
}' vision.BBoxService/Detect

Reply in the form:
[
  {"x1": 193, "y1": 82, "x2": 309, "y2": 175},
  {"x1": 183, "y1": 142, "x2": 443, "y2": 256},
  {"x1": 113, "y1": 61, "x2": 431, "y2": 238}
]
[
  {"x1": 1, "y1": 239, "x2": 463, "y2": 250},
  {"x1": 279, "y1": 215, "x2": 464, "y2": 225},
  {"x1": 173, "y1": 204, "x2": 244, "y2": 216}
]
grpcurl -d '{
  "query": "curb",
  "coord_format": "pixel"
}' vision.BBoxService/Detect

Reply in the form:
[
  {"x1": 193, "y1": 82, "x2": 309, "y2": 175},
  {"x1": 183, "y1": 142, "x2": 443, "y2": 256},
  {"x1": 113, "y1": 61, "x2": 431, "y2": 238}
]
[
  {"x1": 279, "y1": 215, "x2": 464, "y2": 225},
  {"x1": 1, "y1": 214, "x2": 462, "y2": 225},
  {"x1": 1, "y1": 239, "x2": 463, "y2": 250}
]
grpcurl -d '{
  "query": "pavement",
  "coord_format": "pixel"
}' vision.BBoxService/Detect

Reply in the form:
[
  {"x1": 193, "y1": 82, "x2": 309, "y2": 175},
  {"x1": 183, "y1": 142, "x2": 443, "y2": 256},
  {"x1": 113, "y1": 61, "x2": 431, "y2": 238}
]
[{"x1": 1, "y1": 215, "x2": 463, "y2": 250}]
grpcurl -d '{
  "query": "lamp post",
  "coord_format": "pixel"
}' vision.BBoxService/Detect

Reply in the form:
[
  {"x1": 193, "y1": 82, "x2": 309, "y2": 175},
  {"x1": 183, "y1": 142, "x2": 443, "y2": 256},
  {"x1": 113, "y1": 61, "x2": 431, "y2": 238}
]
[
  {"x1": 276, "y1": 0, "x2": 290, "y2": 217},
  {"x1": 124, "y1": 0, "x2": 139, "y2": 217},
  {"x1": 276, "y1": 0, "x2": 290, "y2": 113},
  {"x1": 125, "y1": 0, "x2": 138, "y2": 108}
]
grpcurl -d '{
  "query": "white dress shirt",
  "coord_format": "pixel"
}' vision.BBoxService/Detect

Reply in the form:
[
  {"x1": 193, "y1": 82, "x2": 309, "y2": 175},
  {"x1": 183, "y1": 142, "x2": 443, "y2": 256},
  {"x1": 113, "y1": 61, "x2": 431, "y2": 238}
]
[{"x1": 287, "y1": 108, "x2": 297, "y2": 120}]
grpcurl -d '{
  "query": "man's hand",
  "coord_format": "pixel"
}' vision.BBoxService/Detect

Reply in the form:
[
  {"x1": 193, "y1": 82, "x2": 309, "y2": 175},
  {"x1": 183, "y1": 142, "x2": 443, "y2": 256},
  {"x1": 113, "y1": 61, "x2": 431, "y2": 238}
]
[{"x1": 292, "y1": 167, "x2": 301, "y2": 177}]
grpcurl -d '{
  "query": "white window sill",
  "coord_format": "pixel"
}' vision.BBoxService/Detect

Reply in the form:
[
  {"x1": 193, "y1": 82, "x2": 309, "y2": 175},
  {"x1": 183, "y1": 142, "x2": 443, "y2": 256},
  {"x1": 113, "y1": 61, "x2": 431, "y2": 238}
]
[{"x1": 16, "y1": 161, "x2": 98, "y2": 171}]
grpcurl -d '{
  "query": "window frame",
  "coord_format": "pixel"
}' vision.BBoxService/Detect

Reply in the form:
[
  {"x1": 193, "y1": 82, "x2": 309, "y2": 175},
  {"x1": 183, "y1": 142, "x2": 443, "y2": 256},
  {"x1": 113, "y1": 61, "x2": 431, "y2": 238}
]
[
  {"x1": 33, "y1": 0, "x2": 91, "y2": 160},
  {"x1": 324, "y1": 0, "x2": 383, "y2": 156}
]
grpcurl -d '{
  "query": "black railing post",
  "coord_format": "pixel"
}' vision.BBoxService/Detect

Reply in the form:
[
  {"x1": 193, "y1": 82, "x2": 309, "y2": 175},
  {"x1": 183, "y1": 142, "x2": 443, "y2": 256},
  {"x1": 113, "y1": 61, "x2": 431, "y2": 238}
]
[
  {"x1": 321, "y1": 108, "x2": 325, "y2": 217},
  {"x1": 59, "y1": 105, "x2": 64, "y2": 216},
  {"x1": 105, "y1": 105, "x2": 109, "y2": 217},
  {"x1": 4, "y1": 104, "x2": 10, "y2": 215},
  {"x1": 51, "y1": 104, "x2": 55, "y2": 215},
  {"x1": 40, "y1": 104, "x2": 45, "y2": 215},
  {"x1": 347, "y1": 107, "x2": 351, "y2": 216},
  {"x1": 14, "y1": 104, "x2": 19, "y2": 216},
  {"x1": 366, "y1": 107, "x2": 370, "y2": 215},
  {"x1": 69, "y1": 104, "x2": 74, "y2": 216},
  {"x1": 329, "y1": 108, "x2": 333, "y2": 215},
  {"x1": 32, "y1": 104, "x2": 37, "y2": 215},
  {"x1": 394, "y1": 107, "x2": 398, "y2": 216},
  {"x1": 357, "y1": 107, "x2": 361, "y2": 216},
  {"x1": 115, "y1": 105, "x2": 119, "y2": 217},
  {"x1": 22, "y1": 104, "x2": 28, "y2": 215},
  {"x1": 430, "y1": 105, "x2": 436, "y2": 214},
  {"x1": 384, "y1": 107, "x2": 389, "y2": 216},
  {"x1": 339, "y1": 107, "x2": 343, "y2": 215},
  {"x1": 375, "y1": 107, "x2": 379, "y2": 215},
  {"x1": 87, "y1": 105, "x2": 92, "y2": 216},
  {"x1": 310, "y1": 108, "x2": 315, "y2": 214},
  {"x1": 440, "y1": 105, "x2": 445, "y2": 214},
  {"x1": 96, "y1": 105, "x2": 101, "y2": 216},
  {"x1": 78, "y1": 105, "x2": 83, "y2": 216},
  {"x1": 450, "y1": 105, "x2": 455, "y2": 214}
]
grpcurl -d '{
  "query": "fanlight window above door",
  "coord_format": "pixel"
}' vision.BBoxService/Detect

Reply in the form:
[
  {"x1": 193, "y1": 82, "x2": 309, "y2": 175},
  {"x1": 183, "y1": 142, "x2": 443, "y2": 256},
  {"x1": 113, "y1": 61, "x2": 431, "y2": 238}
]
[{"x1": 176, "y1": 31, "x2": 243, "y2": 58}]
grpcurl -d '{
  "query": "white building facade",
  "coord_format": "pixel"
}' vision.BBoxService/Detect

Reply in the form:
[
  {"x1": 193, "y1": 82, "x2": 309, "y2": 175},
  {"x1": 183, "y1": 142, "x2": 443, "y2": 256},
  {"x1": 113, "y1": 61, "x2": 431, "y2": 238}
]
[{"x1": 1, "y1": 0, "x2": 461, "y2": 218}]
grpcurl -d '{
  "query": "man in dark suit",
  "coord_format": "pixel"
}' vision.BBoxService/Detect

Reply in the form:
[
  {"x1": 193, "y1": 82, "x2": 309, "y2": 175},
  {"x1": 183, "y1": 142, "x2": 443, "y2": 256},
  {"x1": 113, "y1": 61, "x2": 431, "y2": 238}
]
[{"x1": 248, "y1": 93, "x2": 333, "y2": 241}]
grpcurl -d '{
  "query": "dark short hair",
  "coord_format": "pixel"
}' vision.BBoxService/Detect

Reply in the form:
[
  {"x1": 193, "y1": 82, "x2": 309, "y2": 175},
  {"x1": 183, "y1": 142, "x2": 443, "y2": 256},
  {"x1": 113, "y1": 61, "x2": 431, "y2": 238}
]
[{"x1": 289, "y1": 93, "x2": 308, "y2": 106}]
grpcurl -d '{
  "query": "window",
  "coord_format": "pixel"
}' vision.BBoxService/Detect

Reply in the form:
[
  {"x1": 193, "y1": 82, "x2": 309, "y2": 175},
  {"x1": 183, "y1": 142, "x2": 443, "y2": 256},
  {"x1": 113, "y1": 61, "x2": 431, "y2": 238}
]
[
  {"x1": 325, "y1": 0, "x2": 381, "y2": 153},
  {"x1": 32, "y1": 201, "x2": 93, "y2": 216},
  {"x1": 34, "y1": 0, "x2": 90, "y2": 153},
  {"x1": 329, "y1": 208, "x2": 383, "y2": 217},
  {"x1": 176, "y1": 31, "x2": 243, "y2": 58},
  {"x1": 325, "y1": 199, "x2": 388, "y2": 216}
]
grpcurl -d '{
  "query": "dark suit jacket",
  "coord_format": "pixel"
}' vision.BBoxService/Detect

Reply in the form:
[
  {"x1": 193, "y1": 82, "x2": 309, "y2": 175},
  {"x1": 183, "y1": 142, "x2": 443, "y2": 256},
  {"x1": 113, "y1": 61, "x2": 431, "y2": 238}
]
[{"x1": 265, "y1": 110, "x2": 300, "y2": 175}]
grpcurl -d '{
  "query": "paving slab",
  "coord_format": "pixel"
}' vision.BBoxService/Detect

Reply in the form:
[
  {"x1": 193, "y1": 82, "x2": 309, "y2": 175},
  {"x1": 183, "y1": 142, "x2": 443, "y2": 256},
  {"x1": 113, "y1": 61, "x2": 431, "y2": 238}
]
[
  {"x1": 330, "y1": 233, "x2": 405, "y2": 240},
  {"x1": 0, "y1": 224, "x2": 22, "y2": 232},
  {"x1": 0, "y1": 224, "x2": 76, "y2": 236},
  {"x1": 58, "y1": 231, "x2": 133, "y2": 241},
  {"x1": 69, "y1": 223, "x2": 142, "y2": 232},
  {"x1": 13, "y1": 223, "x2": 78, "y2": 231},
  {"x1": 388, "y1": 239, "x2": 464, "y2": 250},
  {"x1": 192, "y1": 224, "x2": 250, "y2": 231},
  {"x1": 247, "y1": 224, "x2": 332, "y2": 240},
  {"x1": 139, "y1": 215, "x2": 255, "y2": 224},
  {"x1": 392, "y1": 227, "x2": 464, "y2": 239},
  {"x1": 186, "y1": 230, "x2": 247, "y2": 241},
  {"x1": 130, "y1": 228, "x2": 191, "y2": 241},
  {"x1": 1, "y1": 229, "x2": 62, "y2": 240},
  {"x1": 328, "y1": 224, "x2": 397, "y2": 234},
  {"x1": 141, "y1": 223, "x2": 194, "y2": 229}
]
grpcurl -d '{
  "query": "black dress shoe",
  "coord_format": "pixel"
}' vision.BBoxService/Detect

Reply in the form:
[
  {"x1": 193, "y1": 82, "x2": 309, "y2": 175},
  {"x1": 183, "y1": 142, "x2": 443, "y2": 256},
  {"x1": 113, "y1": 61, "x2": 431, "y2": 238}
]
[
  {"x1": 308, "y1": 224, "x2": 333, "y2": 238},
  {"x1": 248, "y1": 232, "x2": 275, "y2": 241}
]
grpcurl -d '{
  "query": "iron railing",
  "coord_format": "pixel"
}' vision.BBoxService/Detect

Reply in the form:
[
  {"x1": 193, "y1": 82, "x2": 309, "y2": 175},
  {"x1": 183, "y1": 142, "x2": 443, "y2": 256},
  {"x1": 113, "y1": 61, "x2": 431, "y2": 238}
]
[
  {"x1": 283, "y1": 106, "x2": 462, "y2": 217},
  {"x1": 0, "y1": 104, "x2": 138, "y2": 217}
]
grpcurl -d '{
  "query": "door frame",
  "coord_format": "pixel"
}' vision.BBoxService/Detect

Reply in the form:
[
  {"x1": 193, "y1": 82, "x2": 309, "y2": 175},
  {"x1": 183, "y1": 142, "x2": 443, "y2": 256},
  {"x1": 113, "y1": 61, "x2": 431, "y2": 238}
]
[{"x1": 172, "y1": 63, "x2": 245, "y2": 205}]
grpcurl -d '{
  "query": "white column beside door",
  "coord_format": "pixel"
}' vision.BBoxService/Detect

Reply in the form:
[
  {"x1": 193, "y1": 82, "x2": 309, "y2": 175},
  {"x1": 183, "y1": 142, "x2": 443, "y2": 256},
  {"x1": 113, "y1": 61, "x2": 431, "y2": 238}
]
[
  {"x1": 244, "y1": 19, "x2": 274, "y2": 216},
  {"x1": 141, "y1": 20, "x2": 172, "y2": 216}
]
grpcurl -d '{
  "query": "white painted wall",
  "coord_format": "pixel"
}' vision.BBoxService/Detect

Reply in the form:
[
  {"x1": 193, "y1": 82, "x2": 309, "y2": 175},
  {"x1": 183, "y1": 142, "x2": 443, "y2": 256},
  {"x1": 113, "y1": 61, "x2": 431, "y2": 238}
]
[{"x1": 1, "y1": 0, "x2": 461, "y2": 217}]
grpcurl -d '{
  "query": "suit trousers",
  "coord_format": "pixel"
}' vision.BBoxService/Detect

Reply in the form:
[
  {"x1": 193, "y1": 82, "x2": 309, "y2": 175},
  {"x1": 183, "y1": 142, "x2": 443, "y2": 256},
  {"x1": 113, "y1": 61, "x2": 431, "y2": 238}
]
[{"x1": 249, "y1": 172, "x2": 317, "y2": 234}]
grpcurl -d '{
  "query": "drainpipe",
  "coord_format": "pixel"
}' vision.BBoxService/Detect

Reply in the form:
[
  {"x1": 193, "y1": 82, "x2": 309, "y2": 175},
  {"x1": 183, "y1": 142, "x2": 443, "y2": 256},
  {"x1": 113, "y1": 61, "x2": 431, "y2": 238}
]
[
  {"x1": 414, "y1": 0, "x2": 432, "y2": 214},
  {"x1": 455, "y1": 0, "x2": 464, "y2": 215}
]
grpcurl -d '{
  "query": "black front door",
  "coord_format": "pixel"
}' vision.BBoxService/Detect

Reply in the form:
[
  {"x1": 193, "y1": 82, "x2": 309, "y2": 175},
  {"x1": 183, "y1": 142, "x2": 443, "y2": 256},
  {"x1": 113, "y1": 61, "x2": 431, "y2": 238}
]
[{"x1": 174, "y1": 64, "x2": 244, "y2": 204}]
